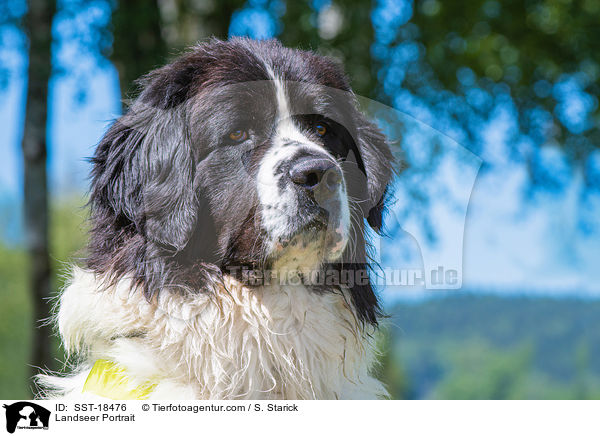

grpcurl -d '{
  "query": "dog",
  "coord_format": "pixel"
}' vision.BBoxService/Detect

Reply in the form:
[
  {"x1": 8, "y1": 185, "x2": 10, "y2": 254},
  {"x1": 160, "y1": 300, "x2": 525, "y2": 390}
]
[{"x1": 37, "y1": 38, "x2": 393, "y2": 400}]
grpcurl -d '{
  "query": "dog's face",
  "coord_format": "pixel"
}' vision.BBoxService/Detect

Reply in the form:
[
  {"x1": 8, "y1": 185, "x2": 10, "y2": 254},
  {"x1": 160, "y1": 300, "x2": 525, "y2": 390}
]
[{"x1": 89, "y1": 38, "x2": 392, "y2": 324}]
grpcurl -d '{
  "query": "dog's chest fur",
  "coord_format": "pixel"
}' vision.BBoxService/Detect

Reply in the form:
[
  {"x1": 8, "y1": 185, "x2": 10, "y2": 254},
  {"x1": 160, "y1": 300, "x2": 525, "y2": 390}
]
[{"x1": 40, "y1": 267, "x2": 385, "y2": 400}]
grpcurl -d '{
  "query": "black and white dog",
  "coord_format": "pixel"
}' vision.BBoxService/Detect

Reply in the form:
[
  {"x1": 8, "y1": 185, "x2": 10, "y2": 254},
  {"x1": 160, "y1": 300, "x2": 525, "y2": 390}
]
[{"x1": 39, "y1": 38, "x2": 393, "y2": 400}]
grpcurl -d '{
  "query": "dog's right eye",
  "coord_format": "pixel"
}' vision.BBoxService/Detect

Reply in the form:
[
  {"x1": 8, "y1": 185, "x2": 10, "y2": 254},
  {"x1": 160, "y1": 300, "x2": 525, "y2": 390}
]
[
  {"x1": 228, "y1": 130, "x2": 248, "y2": 143},
  {"x1": 314, "y1": 123, "x2": 328, "y2": 137}
]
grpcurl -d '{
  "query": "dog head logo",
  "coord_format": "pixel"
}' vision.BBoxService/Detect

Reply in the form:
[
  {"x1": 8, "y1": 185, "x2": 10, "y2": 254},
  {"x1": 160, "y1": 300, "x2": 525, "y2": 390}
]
[{"x1": 2, "y1": 402, "x2": 50, "y2": 433}]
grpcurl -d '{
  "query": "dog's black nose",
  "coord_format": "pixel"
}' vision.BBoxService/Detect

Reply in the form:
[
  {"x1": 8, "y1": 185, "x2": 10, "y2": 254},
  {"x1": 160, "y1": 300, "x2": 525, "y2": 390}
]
[{"x1": 289, "y1": 157, "x2": 342, "y2": 192}]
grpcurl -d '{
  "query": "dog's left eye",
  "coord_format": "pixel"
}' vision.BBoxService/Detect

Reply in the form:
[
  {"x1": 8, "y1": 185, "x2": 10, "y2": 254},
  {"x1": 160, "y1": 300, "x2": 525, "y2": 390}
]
[{"x1": 228, "y1": 130, "x2": 248, "y2": 142}]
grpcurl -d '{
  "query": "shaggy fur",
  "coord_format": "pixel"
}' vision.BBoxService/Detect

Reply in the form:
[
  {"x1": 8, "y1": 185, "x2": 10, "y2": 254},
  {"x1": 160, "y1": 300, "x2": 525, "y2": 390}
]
[
  {"x1": 37, "y1": 38, "x2": 393, "y2": 400},
  {"x1": 39, "y1": 267, "x2": 386, "y2": 399}
]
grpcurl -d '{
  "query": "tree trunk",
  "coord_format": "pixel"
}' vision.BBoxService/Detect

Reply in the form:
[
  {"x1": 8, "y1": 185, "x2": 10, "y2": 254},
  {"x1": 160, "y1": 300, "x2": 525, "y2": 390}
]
[{"x1": 22, "y1": 0, "x2": 55, "y2": 375}]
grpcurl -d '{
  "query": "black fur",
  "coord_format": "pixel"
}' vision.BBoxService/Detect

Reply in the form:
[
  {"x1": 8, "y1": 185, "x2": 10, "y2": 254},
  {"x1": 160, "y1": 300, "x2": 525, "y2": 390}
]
[{"x1": 87, "y1": 37, "x2": 393, "y2": 325}]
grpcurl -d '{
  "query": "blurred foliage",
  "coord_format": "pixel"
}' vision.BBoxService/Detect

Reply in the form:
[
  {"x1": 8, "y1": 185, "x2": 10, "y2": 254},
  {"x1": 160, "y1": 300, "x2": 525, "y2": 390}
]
[
  {"x1": 110, "y1": 0, "x2": 167, "y2": 98},
  {"x1": 0, "y1": 198, "x2": 87, "y2": 399},
  {"x1": 279, "y1": 0, "x2": 378, "y2": 98},
  {"x1": 51, "y1": 0, "x2": 248, "y2": 101},
  {"x1": 112, "y1": 0, "x2": 246, "y2": 98},
  {"x1": 372, "y1": 327, "x2": 410, "y2": 399},
  {"x1": 0, "y1": 0, "x2": 26, "y2": 89},
  {"x1": 50, "y1": 0, "x2": 114, "y2": 105},
  {"x1": 158, "y1": 0, "x2": 246, "y2": 46},
  {"x1": 382, "y1": 0, "x2": 600, "y2": 184}
]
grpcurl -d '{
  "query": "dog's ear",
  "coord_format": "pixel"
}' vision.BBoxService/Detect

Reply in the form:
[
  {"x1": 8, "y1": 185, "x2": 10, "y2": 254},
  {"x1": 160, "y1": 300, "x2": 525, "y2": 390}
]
[
  {"x1": 354, "y1": 116, "x2": 394, "y2": 233},
  {"x1": 90, "y1": 96, "x2": 198, "y2": 252}
]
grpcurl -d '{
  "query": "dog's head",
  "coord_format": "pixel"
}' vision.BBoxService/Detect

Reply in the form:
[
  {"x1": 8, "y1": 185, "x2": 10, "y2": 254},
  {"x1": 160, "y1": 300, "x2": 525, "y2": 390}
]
[{"x1": 88, "y1": 38, "x2": 393, "y2": 324}]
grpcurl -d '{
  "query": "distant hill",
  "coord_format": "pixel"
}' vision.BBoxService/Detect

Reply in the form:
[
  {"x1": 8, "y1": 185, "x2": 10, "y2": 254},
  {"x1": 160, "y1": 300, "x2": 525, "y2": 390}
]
[{"x1": 384, "y1": 294, "x2": 600, "y2": 399}]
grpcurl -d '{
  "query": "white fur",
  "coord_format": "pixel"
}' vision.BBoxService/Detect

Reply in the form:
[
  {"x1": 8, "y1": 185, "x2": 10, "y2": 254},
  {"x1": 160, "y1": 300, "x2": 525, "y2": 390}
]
[
  {"x1": 257, "y1": 143, "x2": 301, "y2": 244},
  {"x1": 38, "y1": 267, "x2": 387, "y2": 400}
]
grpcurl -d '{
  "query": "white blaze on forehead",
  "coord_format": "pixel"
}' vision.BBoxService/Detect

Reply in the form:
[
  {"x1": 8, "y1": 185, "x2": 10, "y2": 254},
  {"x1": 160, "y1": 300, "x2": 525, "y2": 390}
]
[
  {"x1": 271, "y1": 68, "x2": 292, "y2": 122},
  {"x1": 266, "y1": 65, "x2": 316, "y2": 146}
]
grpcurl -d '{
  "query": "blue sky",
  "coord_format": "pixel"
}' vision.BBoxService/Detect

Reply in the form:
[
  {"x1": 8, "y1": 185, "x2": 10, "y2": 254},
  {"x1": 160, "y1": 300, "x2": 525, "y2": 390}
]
[{"x1": 1, "y1": 0, "x2": 599, "y2": 303}]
